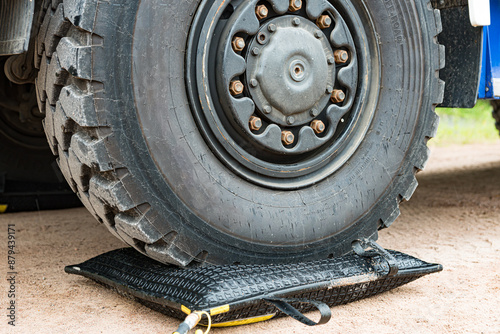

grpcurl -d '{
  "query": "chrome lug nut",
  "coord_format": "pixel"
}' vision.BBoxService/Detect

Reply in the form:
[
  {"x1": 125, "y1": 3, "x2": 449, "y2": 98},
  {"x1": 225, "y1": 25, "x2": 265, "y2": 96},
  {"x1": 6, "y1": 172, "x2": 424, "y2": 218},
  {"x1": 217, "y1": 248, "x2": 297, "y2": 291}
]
[
  {"x1": 229, "y1": 80, "x2": 244, "y2": 96},
  {"x1": 316, "y1": 15, "x2": 332, "y2": 29},
  {"x1": 331, "y1": 89, "x2": 346, "y2": 103},
  {"x1": 334, "y1": 50, "x2": 349, "y2": 64},
  {"x1": 310, "y1": 120, "x2": 326, "y2": 134},
  {"x1": 289, "y1": 0, "x2": 302, "y2": 12},
  {"x1": 256, "y1": 5, "x2": 269, "y2": 20},
  {"x1": 249, "y1": 116, "x2": 263, "y2": 131},
  {"x1": 232, "y1": 37, "x2": 245, "y2": 52},
  {"x1": 281, "y1": 131, "x2": 295, "y2": 145}
]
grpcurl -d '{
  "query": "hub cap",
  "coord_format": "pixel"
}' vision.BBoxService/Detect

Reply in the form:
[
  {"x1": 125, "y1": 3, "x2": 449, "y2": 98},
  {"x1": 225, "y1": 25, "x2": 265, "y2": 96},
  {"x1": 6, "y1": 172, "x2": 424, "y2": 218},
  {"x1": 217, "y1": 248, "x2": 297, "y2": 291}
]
[{"x1": 246, "y1": 16, "x2": 334, "y2": 128}]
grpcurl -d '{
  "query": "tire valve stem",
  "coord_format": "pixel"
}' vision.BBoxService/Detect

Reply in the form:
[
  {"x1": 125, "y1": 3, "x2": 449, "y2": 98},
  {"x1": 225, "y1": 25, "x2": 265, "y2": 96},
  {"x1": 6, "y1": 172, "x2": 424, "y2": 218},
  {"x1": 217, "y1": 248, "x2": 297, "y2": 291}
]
[
  {"x1": 281, "y1": 130, "x2": 295, "y2": 146},
  {"x1": 231, "y1": 37, "x2": 245, "y2": 52},
  {"x1": 331, "y1": 89, "x2": 345, "y2": 103},
  {"x1": 311, "y1": 120, "x2": 326, "y2": 134},
  {"x1": 316, "y1": 15, "x2": 332, "y2": 29},
  {"x1": 249, "y1": 116, "x2": 263, "y2": 131},
  {"x1": 229, "y1": 80, "x2": 244, "y2": 96},
  {"x1": 289, "y1": 0, "x2": 302, "y2": 12},
  {"x1": 256, "y1": 5, "x2": 269, "y2": 20}
]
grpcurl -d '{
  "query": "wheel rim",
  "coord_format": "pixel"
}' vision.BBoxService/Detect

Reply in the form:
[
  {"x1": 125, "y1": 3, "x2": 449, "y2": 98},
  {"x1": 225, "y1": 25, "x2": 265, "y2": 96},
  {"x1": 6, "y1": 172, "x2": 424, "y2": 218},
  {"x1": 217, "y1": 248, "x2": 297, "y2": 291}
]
[{"x1": 186, "y1": 0, "x2": 376, "y2": 189}]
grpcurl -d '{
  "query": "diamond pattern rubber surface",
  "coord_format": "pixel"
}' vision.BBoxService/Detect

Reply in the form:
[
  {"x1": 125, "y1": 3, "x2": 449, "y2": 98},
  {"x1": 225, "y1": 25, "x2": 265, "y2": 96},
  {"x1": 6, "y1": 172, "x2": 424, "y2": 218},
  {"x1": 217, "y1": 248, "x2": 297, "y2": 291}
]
[{"x1": 65, "y1": 248, "x2": 442, "y2": 325}]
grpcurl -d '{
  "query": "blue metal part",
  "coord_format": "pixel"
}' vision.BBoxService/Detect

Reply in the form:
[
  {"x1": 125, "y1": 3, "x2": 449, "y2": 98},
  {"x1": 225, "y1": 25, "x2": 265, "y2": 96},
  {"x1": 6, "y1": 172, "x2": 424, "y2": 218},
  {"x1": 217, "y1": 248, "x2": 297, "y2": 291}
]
[{"x1": 479, "y1": 0, "x2": 500, "y2": 99}]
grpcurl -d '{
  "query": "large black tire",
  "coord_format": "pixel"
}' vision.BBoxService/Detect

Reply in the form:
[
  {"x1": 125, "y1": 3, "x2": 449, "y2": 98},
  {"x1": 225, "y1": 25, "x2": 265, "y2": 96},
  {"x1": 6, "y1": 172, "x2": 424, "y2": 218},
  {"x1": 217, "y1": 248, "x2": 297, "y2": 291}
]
[
  {"x1": 493, "y1": 100, "x2": 500, "y2": 135},
  {"x1": 0, "y1": 57, "x2": 80, "y2": 213},
  {"x1": 36, "y1": 0, "x2": 444, "y2": 266}
]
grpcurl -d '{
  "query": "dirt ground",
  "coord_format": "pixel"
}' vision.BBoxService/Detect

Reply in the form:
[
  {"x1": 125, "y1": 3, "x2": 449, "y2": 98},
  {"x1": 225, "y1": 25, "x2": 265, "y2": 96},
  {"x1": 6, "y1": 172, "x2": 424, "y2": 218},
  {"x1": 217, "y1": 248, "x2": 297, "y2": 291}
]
[{"x1": 1, "y1": 142, "x2": 499, "y2": 334}]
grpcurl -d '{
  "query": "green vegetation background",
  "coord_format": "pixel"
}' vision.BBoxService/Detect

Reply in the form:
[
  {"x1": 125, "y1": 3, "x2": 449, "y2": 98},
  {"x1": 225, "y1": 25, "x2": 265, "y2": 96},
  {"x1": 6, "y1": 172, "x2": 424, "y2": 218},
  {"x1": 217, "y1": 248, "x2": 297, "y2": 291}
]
[{"x1": 432, "y1": 101, "x2": 499, "y2": 146}]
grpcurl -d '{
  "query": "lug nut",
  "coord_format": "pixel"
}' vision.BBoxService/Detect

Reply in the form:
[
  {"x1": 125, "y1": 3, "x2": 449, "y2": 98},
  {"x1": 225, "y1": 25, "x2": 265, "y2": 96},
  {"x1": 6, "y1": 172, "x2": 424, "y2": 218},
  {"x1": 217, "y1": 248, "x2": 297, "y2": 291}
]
[
  {"x1": 250, "y1": 79, "x2": 259, "y2": 88},
  {"x1": 287, "y1": 116, "x2": 295, "y2": 125},
  {"x1": 334, "y1": 50, "x2": 349, "y2": 64},
  {"x1": 229, "y1": 80, "x2": 244, "y2": 96},
  {"x1": 263, "y1": 105, "x2": 272, "y2": 114},
  {"x1": 232, "y1": 37, "x2": 245, "y2": 52},
  {"x1": 249, "y1": 116, "x2": 263, "y2": 131},
  {"x1": 289, "y1": 0, "x2": 302, "y2": 11},
  {"x1": 331, "y1": 89, "x2": 345, "y2": 103},
  {"x1": 268, "y1": 24, "x2": 277, "y2": 33},
  {"x1": 316, "y1": 15, "x2": 332, "y2": 29},
  {"x1": 251, "y1": 47, "x2": 260, "y2": 56},
  {"x1": 281, "y1": 130, "x2": 295, "y2": 145},
  {"x1": 256, "y1": 5, "x2": 269, "y2": 20},
  {"x1": 292, "y1": 17, "x2": 301, "y2": 26},
  {"x1": 310, "y1": 120, "x2": 326, "y2": 134}
]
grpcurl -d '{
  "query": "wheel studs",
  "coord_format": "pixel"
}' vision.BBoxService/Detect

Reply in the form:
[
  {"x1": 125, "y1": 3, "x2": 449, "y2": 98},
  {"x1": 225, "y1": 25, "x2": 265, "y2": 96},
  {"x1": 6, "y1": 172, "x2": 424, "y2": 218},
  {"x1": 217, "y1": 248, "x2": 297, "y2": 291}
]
[
  {"x1": 331, "y1": 89, "x2": 345, "y2": 103},
  {"x1": 316, "y1": 15, "x2": 332, "y2": 29},
  {"x1": 232, "y1": 37, "x2": 245, "y2": 52},
  {"x1": 229, "y1": 80, "x2": 244, "y2": 96},
  {"x1": 256, "y1": 5, "x2": 268, "y2": 20},
  {"x1": 334, "y1": 50, "x2": 349, "y2": 64},
  {"x1": 281, "y1": 130, "x2": 295, "y2": 145},
  {"x1": 310, "y1": 120, "x2": 326, "y2": 134},
  {"x1": 289, "y1": 0, "x2": 302, "y2": 12},
  {"x1": 249, "y1": 116, "x2": 263, "y2": 131}
]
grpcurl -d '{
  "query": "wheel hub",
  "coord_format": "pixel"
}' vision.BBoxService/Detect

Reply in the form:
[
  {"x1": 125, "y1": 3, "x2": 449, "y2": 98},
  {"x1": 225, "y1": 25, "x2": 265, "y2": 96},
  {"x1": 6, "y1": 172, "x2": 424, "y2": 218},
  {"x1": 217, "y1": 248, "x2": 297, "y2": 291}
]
[
  {"x1": 246, "y1": 16, "x2": 334, "y2": 126},
  {"x1": 186, "y1": 0, "x2": 372, "y2": 189}
]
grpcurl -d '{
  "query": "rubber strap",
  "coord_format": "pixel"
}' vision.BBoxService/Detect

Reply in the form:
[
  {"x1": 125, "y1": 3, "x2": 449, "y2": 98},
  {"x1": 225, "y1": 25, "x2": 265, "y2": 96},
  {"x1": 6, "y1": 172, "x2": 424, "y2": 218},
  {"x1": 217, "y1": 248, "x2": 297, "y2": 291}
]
[
  {"x1": 263, "y1": 298, "x2": 331, "y2": 326},
  {"x1": 352, "y1": 238, "x2": 399, "y2": 276}
]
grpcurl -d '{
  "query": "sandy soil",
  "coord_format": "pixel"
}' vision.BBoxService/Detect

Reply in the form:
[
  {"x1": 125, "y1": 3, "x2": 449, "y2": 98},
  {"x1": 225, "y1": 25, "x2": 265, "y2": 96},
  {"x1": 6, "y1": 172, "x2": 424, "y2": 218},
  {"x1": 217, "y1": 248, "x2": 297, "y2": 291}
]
[{"x1": 1, "y1": 142, "x2": 499, "y2": 334}]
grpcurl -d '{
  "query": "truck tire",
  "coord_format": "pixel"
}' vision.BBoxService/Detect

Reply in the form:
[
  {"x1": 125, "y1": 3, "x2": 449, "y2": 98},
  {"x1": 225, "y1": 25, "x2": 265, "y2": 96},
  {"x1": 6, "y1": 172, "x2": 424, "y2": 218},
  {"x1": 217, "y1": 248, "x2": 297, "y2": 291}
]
[
  {"x1": 493, "y1": 100, "x2": 500, "y2": 135},
  {"x1": 0, "y1": 57, "x2": 80, "y2": 213},
  {"x1": 36, "y1": 0, "x2": 444, "y2": 266}
]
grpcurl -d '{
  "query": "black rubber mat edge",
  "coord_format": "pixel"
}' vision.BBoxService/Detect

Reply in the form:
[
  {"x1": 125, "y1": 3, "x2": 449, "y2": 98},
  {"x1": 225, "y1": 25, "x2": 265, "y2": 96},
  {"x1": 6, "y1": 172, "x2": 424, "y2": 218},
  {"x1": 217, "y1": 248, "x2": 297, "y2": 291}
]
[{"x1": 65, "y1": 248, "x2": 442, "y2": 325}]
